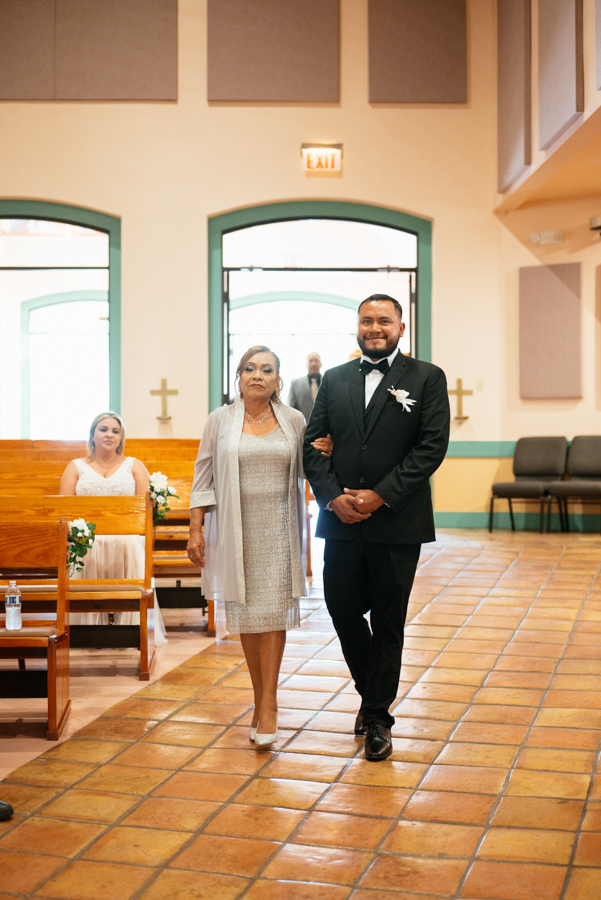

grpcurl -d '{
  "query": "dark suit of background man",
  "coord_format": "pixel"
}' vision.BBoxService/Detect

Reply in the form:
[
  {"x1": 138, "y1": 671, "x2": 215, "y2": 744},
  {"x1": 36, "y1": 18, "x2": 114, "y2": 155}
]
[
  {"x1": 303, "y1": 295, "x2": 450, "y2": 761},
  {"x1": 288, "y1": 352, "x2": 322, "y2": 422}
]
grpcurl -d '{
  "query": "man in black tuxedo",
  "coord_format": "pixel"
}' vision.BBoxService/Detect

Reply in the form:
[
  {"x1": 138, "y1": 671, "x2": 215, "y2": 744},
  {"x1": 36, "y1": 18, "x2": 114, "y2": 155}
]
[{"x1": 303, "y1": 294, "x2": 450, "y2": 760}]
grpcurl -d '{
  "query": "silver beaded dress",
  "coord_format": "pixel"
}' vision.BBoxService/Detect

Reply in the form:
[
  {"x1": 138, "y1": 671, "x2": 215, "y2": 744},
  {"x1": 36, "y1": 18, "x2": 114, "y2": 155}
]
[{"x1": 225, "y1": 424, "x2": 300, "y2": 634}]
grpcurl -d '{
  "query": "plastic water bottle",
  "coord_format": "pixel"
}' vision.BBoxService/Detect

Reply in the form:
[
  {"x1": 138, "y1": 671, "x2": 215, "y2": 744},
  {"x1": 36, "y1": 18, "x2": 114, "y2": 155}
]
[{"x1": 5, "y1": 581, "x2": 22, "y2": 631}]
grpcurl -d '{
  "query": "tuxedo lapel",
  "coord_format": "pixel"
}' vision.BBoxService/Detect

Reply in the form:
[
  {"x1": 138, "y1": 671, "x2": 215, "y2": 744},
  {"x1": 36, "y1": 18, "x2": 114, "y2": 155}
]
[
  {"x1": 347, "y1": 361, "x2": 365, "y2": 438},
  {"x1": 363, "y1": 352, "x2": 409, "y2": 443}
]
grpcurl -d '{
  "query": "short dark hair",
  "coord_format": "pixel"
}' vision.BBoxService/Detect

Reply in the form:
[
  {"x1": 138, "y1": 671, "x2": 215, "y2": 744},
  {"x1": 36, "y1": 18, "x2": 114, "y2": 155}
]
[{"x1": 358, "y1": 294, "x2": 403, "y2": 321}]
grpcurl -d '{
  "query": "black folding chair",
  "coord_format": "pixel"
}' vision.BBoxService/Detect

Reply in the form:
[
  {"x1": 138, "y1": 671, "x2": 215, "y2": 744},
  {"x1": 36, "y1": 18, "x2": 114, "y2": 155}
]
[
  {"x1": 548, "y1": 436, "x2": 601, "y2": 532},
  {"x1": 489, "y1": 437, "x2": 567, "y2": 533}
]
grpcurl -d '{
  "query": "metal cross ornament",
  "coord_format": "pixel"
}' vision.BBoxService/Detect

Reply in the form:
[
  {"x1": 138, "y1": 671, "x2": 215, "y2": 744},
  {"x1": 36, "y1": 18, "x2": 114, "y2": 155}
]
[{"x1": 150, "y1": 379, "x2": 178, "y2": 423}]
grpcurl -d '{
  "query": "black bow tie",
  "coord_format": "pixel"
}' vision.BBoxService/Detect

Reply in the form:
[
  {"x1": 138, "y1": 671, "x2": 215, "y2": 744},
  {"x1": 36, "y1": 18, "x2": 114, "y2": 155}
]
[{"x1": 361, "y1": 359, "x2": 389, "y2": 375}]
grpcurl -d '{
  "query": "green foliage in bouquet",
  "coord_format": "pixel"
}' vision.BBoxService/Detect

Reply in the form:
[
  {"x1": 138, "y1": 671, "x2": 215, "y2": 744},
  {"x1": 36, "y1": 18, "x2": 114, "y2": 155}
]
[{"x1": 67, "y1": 519, "x2": 97, "y2": 575}]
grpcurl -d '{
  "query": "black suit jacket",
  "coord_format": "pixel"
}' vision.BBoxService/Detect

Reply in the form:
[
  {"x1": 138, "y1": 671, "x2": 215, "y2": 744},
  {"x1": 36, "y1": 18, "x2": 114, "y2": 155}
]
[{"x1": 303, "y1": 352, "x2": 450, "y2": 544}]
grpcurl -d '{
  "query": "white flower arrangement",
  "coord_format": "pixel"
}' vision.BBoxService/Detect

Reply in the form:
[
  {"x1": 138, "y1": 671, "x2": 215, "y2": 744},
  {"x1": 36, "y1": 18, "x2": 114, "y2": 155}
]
[
  {"x1": 387, "y1": 387, "x2": 416, "y2": 412},
  {"x1": 149, "y1": 471, "x2": 179, "y2": 524},
  {"x1": 67, "y1": 519, "x2": 96, "y2": 575}
]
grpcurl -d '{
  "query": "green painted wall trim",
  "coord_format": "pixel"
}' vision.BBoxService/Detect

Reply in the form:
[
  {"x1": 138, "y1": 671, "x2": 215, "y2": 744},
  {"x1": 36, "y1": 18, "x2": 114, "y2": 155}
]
[
  {"x1": 208, "y1": 200, "x2": 432, "y2": 411},
  {"x1": 0, "y1": 199, "x2": 121, "y2": 414},
  {"x1": 20, "y1": 291, "x2": 108, "y2": 438},
  {"x1": 446, "y1": 441, "x2": 516, "y2": 458},
  {"x1": 230, "y1": 290, "x2": 362, "y2": 312},
  {"x1": 434, "y1": 511, "x2": 601, "y2": 532}
]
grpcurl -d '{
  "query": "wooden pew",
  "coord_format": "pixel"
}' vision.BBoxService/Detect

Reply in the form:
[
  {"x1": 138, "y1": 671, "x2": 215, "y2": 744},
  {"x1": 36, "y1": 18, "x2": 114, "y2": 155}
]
[
  {"x1": 0, "y1": 477, "x2": 62, "y2": 495},
  {"x1": 305, "y1": 480, "x2": 314, "y2": 580},
  {"x1": 27, "y1": 439, "x2": 198, "y2": 458},
  {"x1": 0, "y1": 495, "x2": 156, "y2": 680},
  {"x1": 0, "y1": 518, "x2": 71, "y2": 740},
  {"x1": 151, "y1": 476, "x2": 215, "y2": 636},
  {"x1": 0, "y1": 460, "x2": 66, "y2": 476},
  {"x1": 0, "y1": 441, "x2": 212, "y2": 633}
]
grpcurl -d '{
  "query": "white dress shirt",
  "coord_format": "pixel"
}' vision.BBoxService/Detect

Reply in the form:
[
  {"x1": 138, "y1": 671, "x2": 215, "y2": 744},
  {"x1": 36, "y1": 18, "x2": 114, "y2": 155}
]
[
  {"x1": 324, "y1": 347, "x2": 399, "y2": 511},
  {"x1": 361, "y1": 346, "x2": 400, "y2": 406}
]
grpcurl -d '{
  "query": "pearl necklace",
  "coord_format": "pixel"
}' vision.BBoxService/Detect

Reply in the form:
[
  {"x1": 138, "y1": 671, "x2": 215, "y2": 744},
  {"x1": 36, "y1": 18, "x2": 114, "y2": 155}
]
[{"x1": 245, "y1": 405, "x2": 272, "y2": 425}]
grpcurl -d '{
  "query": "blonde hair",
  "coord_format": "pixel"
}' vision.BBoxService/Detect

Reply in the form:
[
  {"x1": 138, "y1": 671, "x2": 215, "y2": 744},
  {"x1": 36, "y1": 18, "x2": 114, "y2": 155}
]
[
  {"x1": 87, "y1": 411, "x2": 125, "y2": 459},
  {"x1": 235, "y1": 345, "x2": 283, "y2": 403}
]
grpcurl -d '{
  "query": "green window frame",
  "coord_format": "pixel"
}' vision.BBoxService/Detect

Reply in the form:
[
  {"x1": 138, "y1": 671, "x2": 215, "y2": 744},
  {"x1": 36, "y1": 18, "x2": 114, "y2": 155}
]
[
  {"x1": 0, "y1": 199, "x2": 121, "y2": 436},
  {"x1": 208, "y1": 200, "x2": 432, "y2": 412}
]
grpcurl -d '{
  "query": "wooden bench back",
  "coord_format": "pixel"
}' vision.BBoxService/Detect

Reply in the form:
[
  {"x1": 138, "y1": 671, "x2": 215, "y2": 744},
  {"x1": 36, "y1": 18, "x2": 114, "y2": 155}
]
[
  {"x1": 25, "y1": 439, "x2": 198, "y2": 456},
  {"x1": 0, "y1": 450, "x2": 88, "y2": 461},
  {"x1": 160, "y1": 477, "x2": 192, "y2": 510},
  {"x1": 0, "y1": 460, "x2": 66, "y2": 475},
  {"x1": 0, "y1": 495, "x2": 150, "y2": 535},
  {"x1": 0, "y1": 477, "x2": 62, "y2": 495},
  {"x1": 0, "y1": 518, "x2": 68, "y2": 632},
  {"x1": 0, "y1": 494, "x2": 154, "y2": 588}
]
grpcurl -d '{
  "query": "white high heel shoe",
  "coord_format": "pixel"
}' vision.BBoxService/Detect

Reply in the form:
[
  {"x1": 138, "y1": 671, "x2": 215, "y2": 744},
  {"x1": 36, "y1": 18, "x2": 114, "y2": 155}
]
[
  {"x1": 254, "y1": 716, "x2": 278, "y2": 746},
  {"x1": 249, "y1": 726, "x2": 257, "y2": 741},
  {"x1": 254, "y1": 729, "x2": 278, "y2": 746}
]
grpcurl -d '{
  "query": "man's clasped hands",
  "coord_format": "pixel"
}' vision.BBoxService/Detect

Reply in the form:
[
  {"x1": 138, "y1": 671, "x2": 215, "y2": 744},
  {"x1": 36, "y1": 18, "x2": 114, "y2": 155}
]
[{"x1": 329, "y1": 488, "x2": 385, "y2": 524}]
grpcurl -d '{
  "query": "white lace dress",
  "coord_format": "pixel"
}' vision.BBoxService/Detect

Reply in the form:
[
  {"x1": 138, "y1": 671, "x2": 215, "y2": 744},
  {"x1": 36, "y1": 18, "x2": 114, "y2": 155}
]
[{"x1": 71, "y1": 457, "x2": 167, "y2": 645}]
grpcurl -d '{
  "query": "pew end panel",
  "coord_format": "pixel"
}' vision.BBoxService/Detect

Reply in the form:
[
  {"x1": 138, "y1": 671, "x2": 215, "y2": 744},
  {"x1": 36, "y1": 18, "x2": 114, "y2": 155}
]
[{"x1": 0, "y1": 519, "x2": 71, "y2": 740}]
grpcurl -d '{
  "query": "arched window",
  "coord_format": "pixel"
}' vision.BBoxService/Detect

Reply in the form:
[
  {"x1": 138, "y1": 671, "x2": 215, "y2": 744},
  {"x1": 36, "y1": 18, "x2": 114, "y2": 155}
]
[
  {"x1": 0, "y1": 204, "x2": 120, "y2": 438},
  {"x1": 224, "y1": 218, "x2": 417, "y2": 402},
  {"x1": 209, "y1": 201, "x2": 431, "y2": 410}
]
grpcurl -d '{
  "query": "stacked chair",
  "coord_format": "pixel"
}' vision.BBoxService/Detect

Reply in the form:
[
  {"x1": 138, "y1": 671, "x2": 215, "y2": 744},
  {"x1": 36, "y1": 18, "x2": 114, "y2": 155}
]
[
  {"x1": 548, "y1": 435, "x2": 601, "y2": 532},
  {"x1": 489, "y1": 437, "x2": 568, "y2": 533}
]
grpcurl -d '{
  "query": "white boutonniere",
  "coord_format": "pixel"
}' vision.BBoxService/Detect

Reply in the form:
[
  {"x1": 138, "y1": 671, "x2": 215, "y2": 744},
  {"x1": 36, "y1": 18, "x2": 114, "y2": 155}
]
[{"x1": 387, "y1": 387, "x2": 416, "y2": 412}]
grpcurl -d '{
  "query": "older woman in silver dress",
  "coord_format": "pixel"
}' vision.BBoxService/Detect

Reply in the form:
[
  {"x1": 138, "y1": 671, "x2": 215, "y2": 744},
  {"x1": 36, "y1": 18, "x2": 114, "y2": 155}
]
[{"x1": 187, "y1": 346, "x2": 331, "y2": 746}]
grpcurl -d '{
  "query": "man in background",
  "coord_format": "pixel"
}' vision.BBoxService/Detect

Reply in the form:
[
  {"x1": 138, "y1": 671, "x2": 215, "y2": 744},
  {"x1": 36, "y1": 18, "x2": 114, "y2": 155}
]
[{"x1": 287, "y1": 352, "x2": 322, "y2": 422}]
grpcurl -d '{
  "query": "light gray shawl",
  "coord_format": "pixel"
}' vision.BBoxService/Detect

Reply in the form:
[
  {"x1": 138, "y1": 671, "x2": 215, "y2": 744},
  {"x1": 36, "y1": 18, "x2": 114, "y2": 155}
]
[{"x1": 190, "y1": 400, "x2": 306, "y2": 605}]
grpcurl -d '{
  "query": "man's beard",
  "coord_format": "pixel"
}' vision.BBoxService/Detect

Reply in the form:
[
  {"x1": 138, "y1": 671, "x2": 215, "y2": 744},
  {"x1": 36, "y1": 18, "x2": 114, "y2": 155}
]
[{"x1": 357, "y1": 335, "x2": 399, "y2": 360}]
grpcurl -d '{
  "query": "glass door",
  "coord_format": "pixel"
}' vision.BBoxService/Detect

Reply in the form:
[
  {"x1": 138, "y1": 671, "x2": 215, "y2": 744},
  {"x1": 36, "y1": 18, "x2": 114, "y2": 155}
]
[{"x1": 222, "y1": 219, "x2": 418, "y2": 405}]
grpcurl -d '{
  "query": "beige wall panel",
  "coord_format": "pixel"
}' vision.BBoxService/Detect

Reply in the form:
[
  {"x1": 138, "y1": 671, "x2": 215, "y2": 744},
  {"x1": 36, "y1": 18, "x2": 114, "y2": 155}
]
[
  {"x1": 433, "y1": 458, "x2": 513, "y2": 512},
  {"x1": 368, "y1": 0, "x2": 467, "y2": 103},
  {"x1": 0, "y1": 0, "x2": 509, "y2": 439},
  {"x1": 538, "y1": 0, "x2": 583, "y2": 149},
  {"x1": 207, "y1": 0, "x2": 339, "y2": 102},
  {"x1": 55, "y1": 0, "x2": 177, "y2": 100},
  {"x1": 497, "y1": 0, "x2": 531, "y2": 192},
  {"x1": 0, "y1": 0, "x2": 54, "y2": 100},
  {"x1": 519, "y1": 263, "x2": 582, "y2": 399}
]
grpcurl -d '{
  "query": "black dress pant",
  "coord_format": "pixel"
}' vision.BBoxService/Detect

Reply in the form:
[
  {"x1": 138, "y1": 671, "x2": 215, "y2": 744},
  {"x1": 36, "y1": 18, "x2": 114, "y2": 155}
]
[{"x1": 323, "y1": 534, "x2": 421, "y2": 728}]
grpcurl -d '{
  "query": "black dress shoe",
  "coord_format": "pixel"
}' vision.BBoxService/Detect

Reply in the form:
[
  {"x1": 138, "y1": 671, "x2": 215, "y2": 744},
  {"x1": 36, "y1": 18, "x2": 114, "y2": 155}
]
[
  {"x1": 0, "y1": 800, "x2": 14, "y2": 821},
  {"x1": 354, "y1": 712, "x2": 366, "y2": 736},
  {"x1": 365, "y1": 723, "x2": 392, "y2": 761}
]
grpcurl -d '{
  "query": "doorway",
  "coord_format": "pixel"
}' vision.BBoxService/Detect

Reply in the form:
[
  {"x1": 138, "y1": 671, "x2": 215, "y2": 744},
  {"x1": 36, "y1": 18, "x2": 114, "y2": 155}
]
[{"x1": 208, "y1": 201, "x2": 432, "y2": 410}]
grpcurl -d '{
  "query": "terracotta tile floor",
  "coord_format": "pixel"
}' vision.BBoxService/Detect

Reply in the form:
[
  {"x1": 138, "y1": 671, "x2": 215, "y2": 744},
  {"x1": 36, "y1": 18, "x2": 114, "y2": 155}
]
[{"x1": 2, "y1": 529, "x2": 601, "y2": 898}]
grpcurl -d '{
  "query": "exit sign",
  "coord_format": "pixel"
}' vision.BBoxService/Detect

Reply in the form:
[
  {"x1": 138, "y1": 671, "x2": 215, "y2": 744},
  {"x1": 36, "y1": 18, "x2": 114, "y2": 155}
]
[{"x1": 301, "y1": 144, "x2": 343, "y2": 173}]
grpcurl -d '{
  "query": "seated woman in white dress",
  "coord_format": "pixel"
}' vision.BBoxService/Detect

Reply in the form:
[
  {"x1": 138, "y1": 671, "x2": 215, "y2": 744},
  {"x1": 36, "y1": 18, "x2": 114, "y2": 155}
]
[{"x1": 59, "y1": 411, "x2": 167, "y2": 645}]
